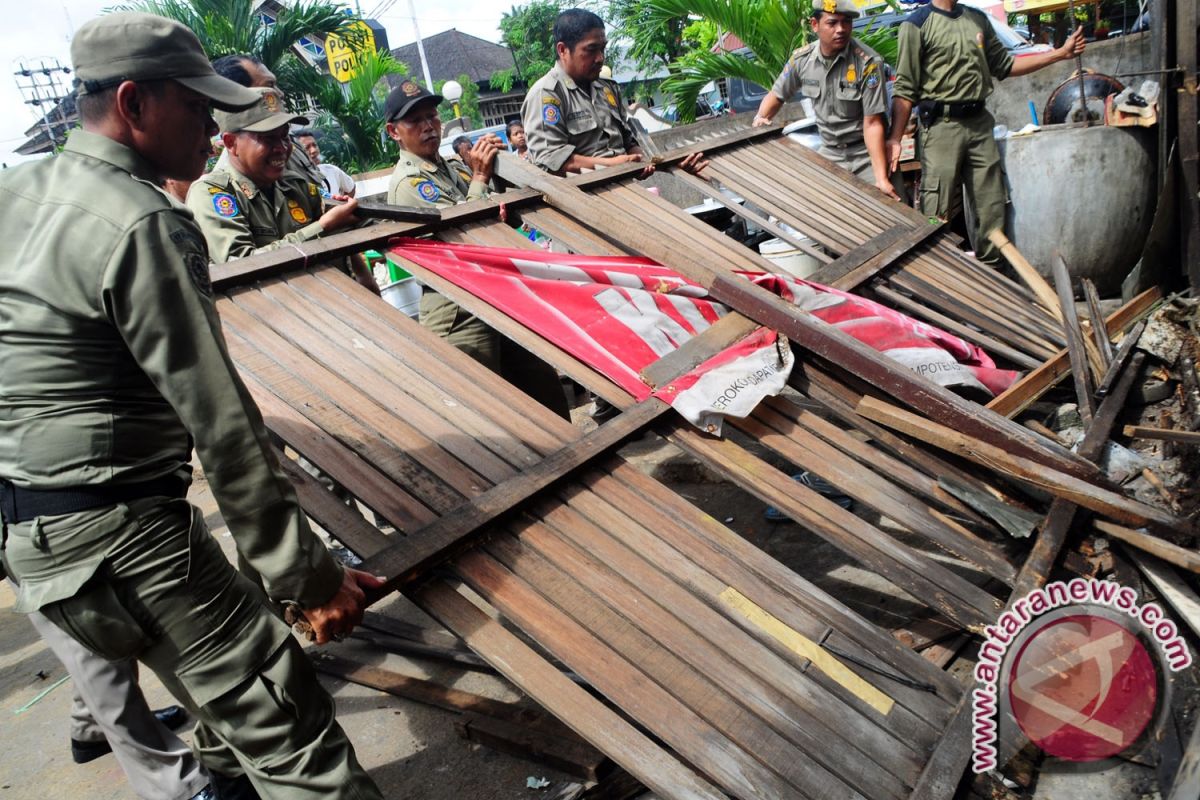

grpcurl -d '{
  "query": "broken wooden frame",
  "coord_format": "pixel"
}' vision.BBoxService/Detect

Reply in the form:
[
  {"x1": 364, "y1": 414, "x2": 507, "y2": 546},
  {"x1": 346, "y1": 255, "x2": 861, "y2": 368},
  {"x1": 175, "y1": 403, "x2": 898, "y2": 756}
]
[{"x1": 209, "y1": 124, "x2": 1182, "y2": 798}]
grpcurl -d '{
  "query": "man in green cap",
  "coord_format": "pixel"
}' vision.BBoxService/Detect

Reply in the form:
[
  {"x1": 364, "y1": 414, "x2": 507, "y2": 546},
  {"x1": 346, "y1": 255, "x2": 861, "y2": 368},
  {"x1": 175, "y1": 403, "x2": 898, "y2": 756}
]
[
  {"x1": 383, "y1": 79, "x2": 570, "y2": 418},
  {"x1": 0, "y1": 12, "x2": 383, "y2": 799},
  {"x1": 887, "y1": 2, "x2": 1085, "y2": 265},
  {"x1": 187, "y1": 87, "x2": 363, "y2": 265},
  {"x1": 753, "y1": 0, "x2": 898, "y2": 199}
]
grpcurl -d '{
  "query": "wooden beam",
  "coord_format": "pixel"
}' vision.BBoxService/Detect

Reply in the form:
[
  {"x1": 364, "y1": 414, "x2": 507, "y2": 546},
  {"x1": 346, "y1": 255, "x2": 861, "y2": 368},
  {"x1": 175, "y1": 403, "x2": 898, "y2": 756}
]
[
  {"x1": 987, "y1": 229, "x2": 1062, "y2": 320},
  {"x1": 1095, "y1": 319, "x2": 1147, "y2": 399},
  {"x1": 855, "y1": 395, "x2": 1190, "y2": 535},
  {"x1": 640, "y1": 312, "x2": 760, "y2": 389},
  {"x1": 360, "y1": 399, "x2": 669, "y2": 591},
  {"x1": 1123, "y1": 425, "x2": 1200, "y2": 445},
  {"x1": 1094, "y1": 520, "x2": 1200, "y2": 573},
  {"x1": 814, "y1": 220, "x2": 946, "y2": 290},
  {"x1": 1051, "y1": 253, "x2": 1096, "y2": 423},
  {"x1": 987, "y1": 286, "x2": 1161, "y2": 417}
]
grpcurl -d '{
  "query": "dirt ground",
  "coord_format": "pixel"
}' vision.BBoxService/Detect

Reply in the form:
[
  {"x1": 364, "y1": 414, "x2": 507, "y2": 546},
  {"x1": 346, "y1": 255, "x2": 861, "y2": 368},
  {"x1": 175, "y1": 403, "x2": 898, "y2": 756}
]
[{"x1": 1, "y1": 379, "x2": 1195, "y2": 799}]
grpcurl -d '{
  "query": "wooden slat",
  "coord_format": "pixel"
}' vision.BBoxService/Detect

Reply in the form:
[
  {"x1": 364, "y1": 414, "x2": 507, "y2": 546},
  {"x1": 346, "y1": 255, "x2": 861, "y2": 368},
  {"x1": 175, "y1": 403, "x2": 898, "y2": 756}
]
[
  {"x1": 1051, "y1": 253, "x2": 1097, "y2": 423},
  {"x1": 276, "y1": 449, "x2": 393, "y2": 559},
  {"x1": 819, "y1": 222, "x2": 946, "y2": 290},
  {"x1": 1124, "y1": 425, "x2": 1200, "y2": 445},
  {"x1": 414, "y1": 581, "x2": 728, "y2": 800}
]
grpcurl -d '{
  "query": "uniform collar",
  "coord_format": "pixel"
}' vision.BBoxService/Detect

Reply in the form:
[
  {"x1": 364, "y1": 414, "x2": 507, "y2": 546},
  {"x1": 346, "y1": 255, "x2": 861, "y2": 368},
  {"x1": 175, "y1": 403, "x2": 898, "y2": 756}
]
[
  {"x1": 213, "y1": 150, "x2": 266, "y2": 199},
  {"x1": 816, "y1": 42, "x2": 852, "y2": 67},
  {"x1": 552, "y1": 61, "x2": 581, "y2": 92},
  {"x1": 63, "y1": 129, "x2": 162, "y2": 185},
  {"x1": 395, "y1": 146, "x2": 442, "y2": 173}
]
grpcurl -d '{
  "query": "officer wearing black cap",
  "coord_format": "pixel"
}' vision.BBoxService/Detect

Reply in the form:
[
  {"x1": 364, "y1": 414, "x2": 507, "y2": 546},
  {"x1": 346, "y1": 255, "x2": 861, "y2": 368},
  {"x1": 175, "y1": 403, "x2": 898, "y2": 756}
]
[
  {"x1": 0, "y1": 13, "x2": 383, "y2": 799},
  {"x1": 381, "y1": 79, "x2": 570, "y2": 419}
]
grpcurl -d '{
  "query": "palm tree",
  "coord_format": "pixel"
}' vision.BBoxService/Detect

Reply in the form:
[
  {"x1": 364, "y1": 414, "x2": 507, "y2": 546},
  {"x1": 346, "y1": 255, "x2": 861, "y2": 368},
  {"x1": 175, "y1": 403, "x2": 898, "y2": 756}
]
[
  {"x1": 646, "y1": 0, "x2": 897, "y2": 122},
  {"x1": 283, "y1": 49, "x2": 407, "y2": 173},
  {"x1": 112, "y1": 0, "x2": 362, "y2": 91}
]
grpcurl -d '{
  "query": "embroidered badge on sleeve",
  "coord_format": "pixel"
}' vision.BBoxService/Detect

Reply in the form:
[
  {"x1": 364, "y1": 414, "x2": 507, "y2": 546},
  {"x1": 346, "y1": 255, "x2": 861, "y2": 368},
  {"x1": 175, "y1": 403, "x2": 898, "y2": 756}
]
[{"x1": 211, "y1": 192, "x2": 239, "y2": 218}]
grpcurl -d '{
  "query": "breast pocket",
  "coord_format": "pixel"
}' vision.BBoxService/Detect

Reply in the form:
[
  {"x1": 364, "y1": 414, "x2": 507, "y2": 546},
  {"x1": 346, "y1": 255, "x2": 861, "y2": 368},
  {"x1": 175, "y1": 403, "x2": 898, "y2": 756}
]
[
  {"x1": 835, "y1": 82, "x2": 863, "y2": 117},
  {"x1": 565, "y1": 110, "x2": 599, "y2": 136},
  {"x1": 801, "y1": 79, "x2": 822, "y2": 101}
]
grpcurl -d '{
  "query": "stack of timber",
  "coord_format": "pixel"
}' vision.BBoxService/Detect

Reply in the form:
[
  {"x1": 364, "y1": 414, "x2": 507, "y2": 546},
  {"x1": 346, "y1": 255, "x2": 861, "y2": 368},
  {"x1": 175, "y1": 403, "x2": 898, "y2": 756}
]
[{"x1": 208, "y1": 123, "x2": 1191, "y2": 798}]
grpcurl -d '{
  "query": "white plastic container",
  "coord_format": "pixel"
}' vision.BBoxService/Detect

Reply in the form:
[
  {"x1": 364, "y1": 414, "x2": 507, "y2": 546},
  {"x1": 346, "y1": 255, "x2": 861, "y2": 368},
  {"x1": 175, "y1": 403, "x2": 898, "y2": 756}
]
[
  {"x1": 758, "y1": 237, "x2": 821, "y2": 280},
  {"x1": 380, "y1": 276, "x2": 421, "y2": 318}
]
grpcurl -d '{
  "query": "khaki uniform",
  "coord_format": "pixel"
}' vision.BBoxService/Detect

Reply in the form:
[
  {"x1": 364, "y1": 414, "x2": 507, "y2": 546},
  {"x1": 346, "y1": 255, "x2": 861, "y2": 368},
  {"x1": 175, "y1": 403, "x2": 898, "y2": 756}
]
[
  {"x1": 893, "y1": 3, "x2": 1013, "y2": 265},
  {"x1": 521, "y1": 63, "x2": 638, "y2": 173},
  {"x1": 0, "y1": 130, "x2": 380, "y2": 799},
  {"x1": 186, "y1": 151, "x2": 325, "y2": 263},
  {"x1": 283, "y1": 144, "x2": 326, "y2": 221},
  {"x1": 771, "y1": 39, "x2": 888, "y2": 178},
  {"x1": 386, "y1": 147, "x2": 568, "y2": 419}
]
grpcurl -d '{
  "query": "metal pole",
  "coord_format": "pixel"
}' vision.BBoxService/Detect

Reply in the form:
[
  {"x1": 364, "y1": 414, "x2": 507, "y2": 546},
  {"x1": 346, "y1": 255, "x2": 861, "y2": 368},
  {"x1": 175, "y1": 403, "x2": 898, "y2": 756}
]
[
  {"x1": 1065, "y1": 0, "x2": 1091, "y2": 125},
  {"x1": 406, "y1": 0, "x2": 434, "y2": 91}
]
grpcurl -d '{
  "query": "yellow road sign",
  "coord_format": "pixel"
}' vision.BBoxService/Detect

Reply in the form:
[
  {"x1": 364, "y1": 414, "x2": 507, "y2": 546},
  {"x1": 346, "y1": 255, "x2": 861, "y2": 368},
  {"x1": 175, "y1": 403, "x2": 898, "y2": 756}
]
[{"x1": 325, "y1": 21, "x2": 375, "y2": 83}]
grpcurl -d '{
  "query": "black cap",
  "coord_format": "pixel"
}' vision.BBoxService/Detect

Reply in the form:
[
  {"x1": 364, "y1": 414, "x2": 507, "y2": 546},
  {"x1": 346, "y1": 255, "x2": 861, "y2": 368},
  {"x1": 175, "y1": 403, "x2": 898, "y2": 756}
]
[{"x1": 384, "y1": 79, "x2": 443, "y2": 122}]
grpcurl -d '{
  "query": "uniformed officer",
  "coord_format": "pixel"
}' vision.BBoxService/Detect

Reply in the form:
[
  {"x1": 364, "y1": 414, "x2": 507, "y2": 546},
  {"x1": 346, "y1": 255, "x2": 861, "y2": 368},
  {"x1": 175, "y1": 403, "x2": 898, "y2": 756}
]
[
  {"x1": 383, "y1": 80, "x2": 570, "y2": 419},
  {"x1": 185, "y1": 87, "x2": 361, "y2": 264},
  {"x1": 886, "y1": 0, "x2": 1084, "y2": 265},
  {"x1": 212, "y1": 53, "x2": 326, "y2": 222},
  {"x1": 521, "y1": 9, "x2": 706, "y2": 176},
  {"x1": 753, "y1": 0, "x2": 898, "y2": 199},
  {"x1": 0, "y1": 13, "x2": 383, "y2": 799}
]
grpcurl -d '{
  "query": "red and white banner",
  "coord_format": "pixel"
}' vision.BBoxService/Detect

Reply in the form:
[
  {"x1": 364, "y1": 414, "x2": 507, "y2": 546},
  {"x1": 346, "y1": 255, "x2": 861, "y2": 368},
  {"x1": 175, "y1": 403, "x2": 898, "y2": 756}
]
[{"x1": 388, "y1": 239, "x2": 1018, "y2": 432}]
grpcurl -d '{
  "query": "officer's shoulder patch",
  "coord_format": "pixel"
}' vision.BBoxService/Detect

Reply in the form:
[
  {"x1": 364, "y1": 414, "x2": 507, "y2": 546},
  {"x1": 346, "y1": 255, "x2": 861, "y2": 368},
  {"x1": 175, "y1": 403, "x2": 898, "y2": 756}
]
[
  {"x1": 286, "y1": 198, "x2": 309, "y2": 224},
  {"x1": 308, "y1": 182, "x2": 319, "y2": 196},
  {"x1": 794, "y1": 43, "x2": 816, "y2": 59},
  {"x1": 211, "y1": 192, "x2": 239, "y2": 218},
  {"x1": 186, "y1": 250, "x2": 213, "y2": 298},
  {"x1": 542, "y1": 103, "x2": 561, "y2": 125},
  {"x1": 411, "y1": 179, "x2": 441, "y2": 203},
  {"x1": 541, "y1": 93, "x2": 561, "y2": 106}
]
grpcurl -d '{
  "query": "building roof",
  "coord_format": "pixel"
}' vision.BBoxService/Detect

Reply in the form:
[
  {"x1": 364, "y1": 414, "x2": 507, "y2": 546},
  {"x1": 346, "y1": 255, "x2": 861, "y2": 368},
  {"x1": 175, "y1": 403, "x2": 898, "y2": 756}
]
[{"x1": 389, "y1": 28, "x2": 514, "y2": 86}]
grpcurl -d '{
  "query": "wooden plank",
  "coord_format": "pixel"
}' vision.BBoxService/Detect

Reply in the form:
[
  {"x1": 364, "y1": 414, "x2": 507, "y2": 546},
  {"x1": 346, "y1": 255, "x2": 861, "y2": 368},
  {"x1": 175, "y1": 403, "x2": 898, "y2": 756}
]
[
  {"x1": 414, "y1": 581, "x2": 728, "y2": 800},
  {"x1": 455, "y1": 713, "x2": 609, "y2": 782},
  {"x1": 1127, "y1": 550, "x2": 1200, "y2": 640},
  {"x1": 855, "y1": 395, "x2": 1190, "y2": 534},
  {"x1": 485, "y1": 529, "x2": 901, "y2": 798},
  {"x1": 1095, "y1": 319, "x2": 1147, "y2": 399},
  {"x1": 1094, "y1": 521, "x2": 1200, "y2": 573},
  {"x1": 210, "y1": 188, "x2": 541, "y2": 289},
  {"x1": 1051, "y1": 253, "x2": 1097, "y2": 423},
  {"x1": 986, "y1": 229, "x2": 1063, "y2": 321},
  {"x1": 276, "y1": 449, "x2": 393, "y2": 559},
  {"x1": 1123, "y1": 425, "x2": 1200, "y2": 445},
  {"x1": 710, "y1": 272, "x2": 1101, "y2": 481},
  {"x1": 987, "y1": 286, "x2": 1161, "y2": 418},
  {"x1": 359, "y1": 400, "x2": 669, "y2": 591},
  {"x1": 451, "y1": 550, "x2": 813, "y2": 800},
  {"x1": 907, "y1": 689, "x2": 974, "y2": 800},
  {"x1": 1082, "y1": 278, "x2": 1114, "y2": 366},
  {"x1": 811, "y1": 221, "x2": 945, "y2": 290},
  {"x1": 640, "y1": 312, "x2": 760, "y2": 389}
]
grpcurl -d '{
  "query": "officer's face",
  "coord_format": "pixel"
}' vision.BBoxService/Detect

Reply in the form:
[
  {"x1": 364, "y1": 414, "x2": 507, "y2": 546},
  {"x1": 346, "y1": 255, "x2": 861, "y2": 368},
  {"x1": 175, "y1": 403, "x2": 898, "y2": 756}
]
[
  {"x1": 136, "y1": 81, "x2": 218, "y2": 182},
  {"x1": 812, "y1": 12, "x2": 852, "y2": 55},
  {"x1": 387, "y1": 100, "x2": 443, "y2": 160},
  {"x1": 226, "y1": 125, "x2": 292, "y2": 187},
  {"x1": 558, "y1": 28, "x2": 607, "y2": 83}
]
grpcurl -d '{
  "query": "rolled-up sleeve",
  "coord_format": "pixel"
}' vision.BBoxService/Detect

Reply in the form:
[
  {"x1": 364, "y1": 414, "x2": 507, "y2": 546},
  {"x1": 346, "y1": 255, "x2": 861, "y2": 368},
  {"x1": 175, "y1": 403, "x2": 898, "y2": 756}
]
[
  {"x1": 771, "y1": 53, "x2": 804, "y2": 100},
  {"x1": 101, "y1": 211, "x2": 344, "y2": 609},
  {"x1": 892, "y1": 22, "x2": 923, "y2": 102},
  {"x1": 523, "y1": 85, "x2": 574, "y2": 173}
]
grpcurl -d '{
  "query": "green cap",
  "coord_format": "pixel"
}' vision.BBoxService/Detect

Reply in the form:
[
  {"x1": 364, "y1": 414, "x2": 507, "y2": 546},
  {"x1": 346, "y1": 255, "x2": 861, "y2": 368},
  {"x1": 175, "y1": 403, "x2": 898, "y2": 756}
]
[
  {"x1": 71, "y1": 12, "x2": 260, "y2": 111},
  {"x1": 214, "y1": 88, "x2": 309, "y2": 134},
  {"x1": 811, "y1": 0, "x2": 861, "y2": 17}
]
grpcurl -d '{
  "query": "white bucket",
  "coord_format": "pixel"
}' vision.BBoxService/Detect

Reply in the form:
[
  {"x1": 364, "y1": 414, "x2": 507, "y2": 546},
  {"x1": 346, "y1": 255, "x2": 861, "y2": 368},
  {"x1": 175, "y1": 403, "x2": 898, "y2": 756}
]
[
  {"x1": 758, "y1": 237, "x2": 821, "y2": 280},
  {"x1": 380, "y1": 276, "x2": 421, "y2": 318}
]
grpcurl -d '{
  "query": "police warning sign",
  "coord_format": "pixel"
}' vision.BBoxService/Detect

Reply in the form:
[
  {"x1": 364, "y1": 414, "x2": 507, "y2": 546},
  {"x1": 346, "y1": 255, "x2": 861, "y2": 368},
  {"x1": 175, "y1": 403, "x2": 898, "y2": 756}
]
[{"x1": 325, "y1": 21, "x2": 375, "y2": 83}]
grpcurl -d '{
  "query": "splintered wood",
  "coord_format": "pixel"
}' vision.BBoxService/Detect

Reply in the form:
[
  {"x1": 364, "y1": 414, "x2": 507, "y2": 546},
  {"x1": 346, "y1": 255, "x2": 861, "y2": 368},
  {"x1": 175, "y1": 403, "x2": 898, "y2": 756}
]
[{"x1": 208, "y1": 124, "x2": 1187, "y2": 800}]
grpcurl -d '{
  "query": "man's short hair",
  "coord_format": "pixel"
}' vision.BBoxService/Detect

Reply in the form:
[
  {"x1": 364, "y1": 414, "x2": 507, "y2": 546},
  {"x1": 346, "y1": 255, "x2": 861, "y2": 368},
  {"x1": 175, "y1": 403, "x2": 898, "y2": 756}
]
[
  {"x1": 292, "y1": 128, "x2": 318, "y2": 140},
  {"x1": 76, "y1": 79, "x2": 165, "y2": 125},
  {"x1": 451, "y1": 135, "x2": 472, "y2": 152},
  {"x1": 505, "y1": 120, "x2": 524, "y2": 137},
  {"x1": 554, "y1": 8, "x2": 605, "y2": 51},
  {"x1": 211, "y1": 54, "x2": 264, "y2": 87}
]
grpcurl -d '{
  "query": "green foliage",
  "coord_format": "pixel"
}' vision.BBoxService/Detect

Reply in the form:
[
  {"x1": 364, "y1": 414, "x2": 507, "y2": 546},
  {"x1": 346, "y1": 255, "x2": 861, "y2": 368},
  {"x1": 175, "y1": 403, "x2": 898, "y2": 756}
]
[
  {"x1": 647, "y1": 0, "x2": 812, "y2": 122},
  {"x1": 435, "y1": 75, "x2": 482, "y2": 129},
  {"x1": 492, "y1": 0, "x2": 561, "y2": 92},
  {"x1": 110, "y1": 0, "x2": 362, "y2": 100},
  {"x1": 284, "y1": 49, "x2": 407, "y2": 173},
  {"x1": 603, "y1": 0, "x2": 690, "y2": 72}
]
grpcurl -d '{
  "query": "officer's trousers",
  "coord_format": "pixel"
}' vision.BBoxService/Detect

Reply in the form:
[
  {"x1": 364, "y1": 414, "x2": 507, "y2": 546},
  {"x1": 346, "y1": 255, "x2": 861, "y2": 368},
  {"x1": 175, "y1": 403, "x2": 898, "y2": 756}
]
[
  {"x1": 4, "y1": 498, "x2": 382, "y2": 800},
  {"x1": 420, "y1": 289, "x2": 570, "y2": 419},
  {"x1": 28, "y1": 606, "x2": 208, "y2": 800},
  {"x1": 917, "y1": 110, "x2": 1007, "y2": 266}
]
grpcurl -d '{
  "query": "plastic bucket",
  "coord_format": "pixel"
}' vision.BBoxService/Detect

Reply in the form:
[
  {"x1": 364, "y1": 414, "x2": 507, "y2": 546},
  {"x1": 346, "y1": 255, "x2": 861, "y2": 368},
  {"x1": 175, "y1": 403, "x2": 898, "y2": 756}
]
[
  {"x1": 758, "y1": 237, "x2": 821, "y2": 280},
  {"x1": 381, "y1": 276, "x2": 421, "y2": 317}
]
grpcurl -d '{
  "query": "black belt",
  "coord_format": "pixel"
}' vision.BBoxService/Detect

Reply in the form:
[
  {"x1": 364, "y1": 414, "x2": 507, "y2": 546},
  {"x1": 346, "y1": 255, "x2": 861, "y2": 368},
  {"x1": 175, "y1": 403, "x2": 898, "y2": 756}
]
[
  {"x1": 0, "y1": 476, "x2": 188, "y2": 525},
  {"x1": 917, "y1": 100, "x2": 986, "y2": 124}
]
